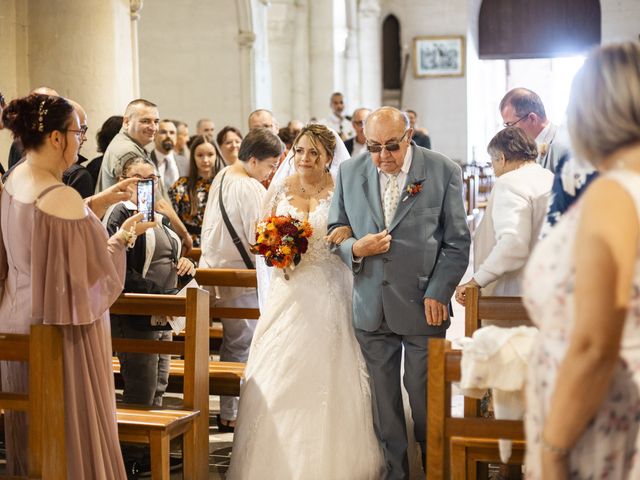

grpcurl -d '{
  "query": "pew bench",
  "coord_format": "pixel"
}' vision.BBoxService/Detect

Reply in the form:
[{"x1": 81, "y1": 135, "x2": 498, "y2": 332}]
[
  {"x1": 427, "y1": 339, "x2": 525, "y2": 480},
  {"x1": 110, "y1": 289, "x2": 210, "y2": 480},
  {"x1": 113, "y1": 357, "x2": 245, "y2": 397},
  {"x1": 0, "y1": 325, "x2": 66, "y2": 480},
  {"x1": 450, "y1": 436, "x2": 526, "y2": 479}
]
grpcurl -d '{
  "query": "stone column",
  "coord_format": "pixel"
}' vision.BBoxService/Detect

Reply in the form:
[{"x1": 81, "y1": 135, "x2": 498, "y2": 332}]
[
  {"x1": 309, "y1": 0, "x2": 335, "y2": 119},
  {"x1": 344, "y1": 0, "x2": 361, "y2": 110},
  {"x1": 130, "y1": 0, "x2": 143, "y2": 98},
  {"x1": 358, "y1": 0, "x2": 382, "y2": 109},
  {"x1": 27, "y1": 0, "x2": 135, "y2": 157},
  {"x1": 237, "y1": 30, "x2": 257, "y2": 123},
  {"x1": 291, "y1": 0, "x2": 310, "y2": 122}
]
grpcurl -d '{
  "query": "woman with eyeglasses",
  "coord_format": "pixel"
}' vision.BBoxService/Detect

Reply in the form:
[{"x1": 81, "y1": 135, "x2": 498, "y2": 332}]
[
  {"x1": 0, "y1": 94, "x2": 154, "y2": 478},
  {"x1": 455, "y1": 126, "x2": 553, "y2": 310},
  {"x1": 168, "y1": 135, "x2": 220, "y2": 247}
]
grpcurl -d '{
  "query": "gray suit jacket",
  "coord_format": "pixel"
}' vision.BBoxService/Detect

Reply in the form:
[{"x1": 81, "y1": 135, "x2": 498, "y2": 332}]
[{"x1": 328, "y1": 145, "x2": 470, "y2": 336}]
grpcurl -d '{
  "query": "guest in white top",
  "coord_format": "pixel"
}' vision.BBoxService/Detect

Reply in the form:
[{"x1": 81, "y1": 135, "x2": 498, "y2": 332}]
[
  {"x1": 322, "y1": 92, "x2": 353, "y2": 140},
  {"x1": 150, "y1": 119, "x2": 180, "y2": 190},
  {"x1": 199, "y1": 128, "x2": 284, "y2": 431},
  {"x1": 455, "y1": 126, "x2": 553, "y2": 304}
]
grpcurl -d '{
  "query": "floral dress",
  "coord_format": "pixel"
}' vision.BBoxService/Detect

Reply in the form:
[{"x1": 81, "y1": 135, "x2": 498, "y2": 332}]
[
  {"x1": 522, "y1": 170, "x2": 640, "y2": 479},
  {"x1": 168, "y1": 176, "x2": 212, "y2": 247}
]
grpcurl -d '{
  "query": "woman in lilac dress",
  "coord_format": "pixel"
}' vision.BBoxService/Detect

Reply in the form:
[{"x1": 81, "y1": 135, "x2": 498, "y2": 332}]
[{"x1": 0, "y1": 94, "x2": 152, "y2": 479}]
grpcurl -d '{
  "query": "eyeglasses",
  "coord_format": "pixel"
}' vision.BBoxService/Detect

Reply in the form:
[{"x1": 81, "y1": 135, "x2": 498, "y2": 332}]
[
  {"x1": 353, "y1": 120, "x2": 365, "y2": 127},
  {"x1": 366, "y1": 130, "x2": 409, "y2": 153},
  {"x1": 127, "y1": 174, "x2": 159, "y2": 183},
  {"x1": 503, "y1": 113, "x2": 531, "y2": 128},
  {"x1": 67, "y1": 125, "x2": 88, "y2": 140}
]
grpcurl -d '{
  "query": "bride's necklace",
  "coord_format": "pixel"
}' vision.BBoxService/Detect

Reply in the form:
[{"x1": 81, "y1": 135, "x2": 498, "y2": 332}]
[{"x1": 298, "y1": 172, "x2": 327, "y2": 197}]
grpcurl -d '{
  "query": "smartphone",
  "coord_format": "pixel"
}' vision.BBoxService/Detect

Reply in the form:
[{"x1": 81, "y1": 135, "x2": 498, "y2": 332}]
[{"x1": 136, "y1": 179, "x2": 154, "y2": 222}]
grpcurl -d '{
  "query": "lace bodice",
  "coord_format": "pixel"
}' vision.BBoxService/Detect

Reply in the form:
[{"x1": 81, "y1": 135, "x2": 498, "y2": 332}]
[{"x1": 272, "y1": 190, "x2": 339, "y2": 269}]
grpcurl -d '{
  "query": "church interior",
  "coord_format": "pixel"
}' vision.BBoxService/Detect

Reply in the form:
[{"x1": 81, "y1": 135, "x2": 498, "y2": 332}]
[{"x1": 1, "y1": 0, "x2": 640, "y2": 479}]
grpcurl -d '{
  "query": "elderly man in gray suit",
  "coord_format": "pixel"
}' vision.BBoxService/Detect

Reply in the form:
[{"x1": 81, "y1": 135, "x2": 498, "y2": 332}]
[{"x1": 328, "y1": 107, "x2": 470, "y2": 479}]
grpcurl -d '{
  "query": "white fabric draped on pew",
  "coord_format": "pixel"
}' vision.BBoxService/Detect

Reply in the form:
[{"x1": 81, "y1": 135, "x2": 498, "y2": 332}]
[{"x1": 457, "y1": 325, "x2": 538, "y2": 463}]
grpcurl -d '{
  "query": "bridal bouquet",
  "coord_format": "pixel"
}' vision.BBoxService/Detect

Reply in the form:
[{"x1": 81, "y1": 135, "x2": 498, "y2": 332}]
[{"x1": 252, "y1": 215, "x2": 313, "y2": 277}]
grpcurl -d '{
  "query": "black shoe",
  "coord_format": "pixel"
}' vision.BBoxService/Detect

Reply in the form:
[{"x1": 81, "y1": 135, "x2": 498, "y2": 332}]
[
  {"x1": 136, "y1": 457, "x2": 183, "y2": 477},
  {"x1": 216, "y1": 414, "x2": 235, "y2": 433}
]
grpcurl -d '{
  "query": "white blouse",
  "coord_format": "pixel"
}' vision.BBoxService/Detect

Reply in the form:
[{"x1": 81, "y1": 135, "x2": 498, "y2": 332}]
[
  {"x1": 473, "y1": 163, "x2": 553, "y2": 296},
  {"x1": 200, "y1": 167, "x2": 266, "y2": 299}
]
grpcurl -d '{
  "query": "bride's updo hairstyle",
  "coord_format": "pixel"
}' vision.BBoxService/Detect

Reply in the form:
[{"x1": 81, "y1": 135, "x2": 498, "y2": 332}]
[
  {"x1": 292, "y1": 124, "x2": 336, "y2": 165},
  {"x1": 238, "y1": 127, "x2": 284, "y2": 162},
  {"x1": 2, "y1": 94, "x2": 74, "y2": 151}
]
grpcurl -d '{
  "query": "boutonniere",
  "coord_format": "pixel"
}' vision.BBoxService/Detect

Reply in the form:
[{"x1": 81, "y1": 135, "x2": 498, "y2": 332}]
[{"x1": 402, "y1": 180, "x2": 424, "y2": 202}]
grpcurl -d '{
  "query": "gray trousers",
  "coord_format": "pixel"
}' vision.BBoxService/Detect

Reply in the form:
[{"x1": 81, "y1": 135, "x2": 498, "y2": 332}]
[
  {"x1": 355, "y1": 319, "x2": 444, "y2": 480},
  {"x1": 111, "y1": 316, "x2": 171, "y2": 407},
  {"x1": 218, "y1": 291, "x2": 258, "y2": 421}
]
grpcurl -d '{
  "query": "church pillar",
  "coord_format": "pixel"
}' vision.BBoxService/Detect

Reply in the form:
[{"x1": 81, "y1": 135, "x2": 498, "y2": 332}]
[
  {"x1": 27, "y1": 0, "x2": 135, "y2": 157},
  {"x1": 344, "y1": 0, "x2": 361, "y2": 111},
  {"x1": 237, "y1": 30, "x2": 257, "y2": 123},
  {"x1": 358, "y1": 0, "x2": 382, "y2": 109},
  {"x1": 291, "y1": 0, "x2": 311, "y2": 122},
  {"x1": 130, "y1": 0, "x2": 143, "y2": 98}
]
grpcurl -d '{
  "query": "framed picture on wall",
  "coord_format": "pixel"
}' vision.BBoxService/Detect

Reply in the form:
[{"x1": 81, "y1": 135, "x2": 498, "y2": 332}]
[{"x1": 413, "y1": 35, "x2": 465, "y2": 78}]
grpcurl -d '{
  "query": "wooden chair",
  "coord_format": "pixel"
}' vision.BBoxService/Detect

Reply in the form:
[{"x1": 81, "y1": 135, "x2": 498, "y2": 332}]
[
  {"x1": 464, "y1": 173, "x2": 479, "y2": 232},
  {"x1": 463, "y1": 286, "x2": 531, "y2": 337},
  {"x1": 0, "y1": 325, "x2": 66, "y2": 480},
  {"x1": 426, "y1": 339, "x2": 525, "y2": 480},
  {"x1": 110, "y1": 288, "x2": 210, "y2": 480}
]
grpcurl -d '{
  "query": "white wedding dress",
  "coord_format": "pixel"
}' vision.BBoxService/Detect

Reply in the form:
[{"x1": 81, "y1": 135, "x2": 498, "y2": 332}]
[{"x1": 226, "y1": 190, "x2": 383, "y2": 480}]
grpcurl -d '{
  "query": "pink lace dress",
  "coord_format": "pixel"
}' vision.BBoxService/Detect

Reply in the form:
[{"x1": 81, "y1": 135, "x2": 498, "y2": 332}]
[
  {"x1": 0, "y1": 184, "x2": 128, "y2": 479},
  {"x1": 523, "y1": 171, "x2": 640, "y2": 479}
]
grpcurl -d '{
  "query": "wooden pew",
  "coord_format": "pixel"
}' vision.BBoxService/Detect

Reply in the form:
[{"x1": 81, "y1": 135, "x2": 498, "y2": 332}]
[
  {"x1": 112, "y1": 357, "x2": 245, "y2": 397},
  {"x1": 110, "y1": 288, "x2": 209, "y2": 480},
  {"x1": 186, "y1": 247, "x2": 201, "y2": 263},
  {"x1": 426, "y1": 339, "x2": 525, "y2": 480},
  {"x1": 0, "y1": 325, "x2": 66, "y2": 480},
  {"x1": 463, "y1": 286, "x2": 531, "y2": 337}
]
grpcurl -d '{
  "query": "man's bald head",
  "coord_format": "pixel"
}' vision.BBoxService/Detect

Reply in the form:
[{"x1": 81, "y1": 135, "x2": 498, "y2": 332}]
[
  {"x1": 364, "y1": 107, "x2": 409, "y2": 138},
  {"x1": 30, "y1": 86, "x2": 59, "y2": 96},
  {"x1": 248, "y1": 109, "x2": 278, "y2": 134},
  {"x1": 364, "y1": 107, "x2": 412, "y2": 175}
]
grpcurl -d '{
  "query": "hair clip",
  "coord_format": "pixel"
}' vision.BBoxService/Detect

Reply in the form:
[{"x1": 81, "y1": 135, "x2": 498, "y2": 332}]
[{"x1": 37, "y1": 99, "x2": 48, "y2": 132}]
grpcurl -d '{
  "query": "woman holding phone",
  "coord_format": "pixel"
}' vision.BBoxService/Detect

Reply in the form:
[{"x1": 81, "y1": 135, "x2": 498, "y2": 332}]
[{"x1": 0, "y1": 94, "x2": 154, "y2": 478}]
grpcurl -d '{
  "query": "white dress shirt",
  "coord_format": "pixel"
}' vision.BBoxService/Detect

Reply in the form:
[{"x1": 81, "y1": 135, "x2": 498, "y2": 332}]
[
  {"x1": 322, "y1": 112, "x2": 354, "y2": 139},
  {"x1": 153, "y1": 149, "x2": 180, "y2": 190},
  {"x1": 352, "y1": 138, "x2": 367, "y2": 157},
  {"x1": 378, "y1": 146, "x2": 413, "y2": 201}
]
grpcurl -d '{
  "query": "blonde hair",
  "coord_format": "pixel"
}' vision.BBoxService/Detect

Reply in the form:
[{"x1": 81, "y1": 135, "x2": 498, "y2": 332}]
[{"x1": 567, "y1": 42, "x2": 640, "y2": 165}]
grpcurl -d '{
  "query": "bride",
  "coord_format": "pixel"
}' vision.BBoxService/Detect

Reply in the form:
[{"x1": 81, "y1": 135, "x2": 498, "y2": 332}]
[{"x1": 226, "y1": 124, "x2": 383, "y2": 479}]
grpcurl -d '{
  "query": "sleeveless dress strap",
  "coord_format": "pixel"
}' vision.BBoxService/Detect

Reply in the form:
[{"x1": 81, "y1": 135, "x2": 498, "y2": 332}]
[{"x1": 35, "y1": 183, "x2": 66, "y2": 201}]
